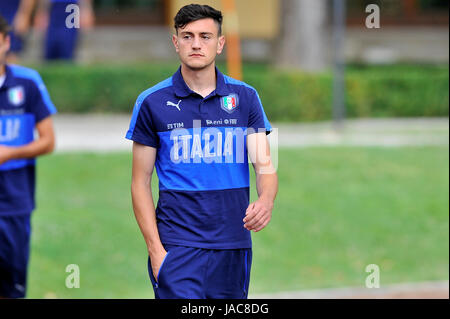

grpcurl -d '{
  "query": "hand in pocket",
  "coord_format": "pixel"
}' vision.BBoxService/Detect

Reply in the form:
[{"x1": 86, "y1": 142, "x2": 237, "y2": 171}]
[{"x1": 150, "y1": 249, "x2": 168, "y2": 282}]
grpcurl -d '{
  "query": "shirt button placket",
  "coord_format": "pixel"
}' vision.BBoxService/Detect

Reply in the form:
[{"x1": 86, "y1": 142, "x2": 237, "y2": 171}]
[{"x1": 199, "y1": 99, "x2": 209, "y2": 115}]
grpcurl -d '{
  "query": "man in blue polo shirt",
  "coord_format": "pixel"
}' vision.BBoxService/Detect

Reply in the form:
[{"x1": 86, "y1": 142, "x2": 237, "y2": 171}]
[
  {"x1": 35, "y1": 0, "x2": 94, "y2": 61},
  {"x1": 126, "y1": 4, "x2": 278, "y2": 299},
  {"x1": 0, "y1": 15, "x2": 56, "y2": 298}
]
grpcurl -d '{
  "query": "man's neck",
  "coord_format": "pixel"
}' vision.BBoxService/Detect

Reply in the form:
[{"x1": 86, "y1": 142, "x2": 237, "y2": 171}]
[
  {"x1": 0, "y1": 63, "x2": 5, "y2": 77},
  {"x1": 181, "y1": 63, "x2": 217, "y2": 98}
]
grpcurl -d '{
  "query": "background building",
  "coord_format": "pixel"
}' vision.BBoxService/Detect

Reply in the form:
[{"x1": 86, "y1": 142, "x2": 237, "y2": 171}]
[{"x1": 19, "y1": 0, "x2": 449, "y2": 64}]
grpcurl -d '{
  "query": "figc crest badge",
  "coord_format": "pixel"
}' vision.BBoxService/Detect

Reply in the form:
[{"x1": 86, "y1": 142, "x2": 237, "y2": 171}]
[
  {"x1": 8, "y1": 86, "x2": 25, "y2": 106},
  {"x1": 220, "y1": 94, "x2": 239, "y2": 114}
]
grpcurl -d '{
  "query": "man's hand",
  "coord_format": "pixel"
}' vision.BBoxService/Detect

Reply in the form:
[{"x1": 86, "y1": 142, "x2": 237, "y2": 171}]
[
  {"x1": 0, "y1": 145, "x2": 14, "y2": 165},
  {"x1": 33, "y1": 10, "x2": 49, "y2": 31},
  {"x1": 13, "y1": 13, "x2": 31, "y2": 35},
  {"x1": 80, "y1": 0, "x2": 95, "y2": 31},
  {"x1": 243, "y1": 197, "x2": 274, "y2": 232},
  {"x1": 149, "y1": 247, "x2": 168, "y2": 282}
]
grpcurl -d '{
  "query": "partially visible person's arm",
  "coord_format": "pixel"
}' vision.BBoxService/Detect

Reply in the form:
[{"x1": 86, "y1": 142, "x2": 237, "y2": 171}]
[
  {"x1": 244, "y1": 132, "x2": 278, "y2": 232},
  {"x1": 33, "y1": 0, "x2": 50, "y2": 31},
  {"x1": 79, "y1": 0, "x2": 95, "y2": 30},
  {"x1": 131, "y1": 142, "x2": 166, "y2": 280},
  {"x1": 0, "y1": 116, "x2": 55, "y2": 165},
  {"x1": 13, "y1": 0, "x2": 37, "y2": 35}
]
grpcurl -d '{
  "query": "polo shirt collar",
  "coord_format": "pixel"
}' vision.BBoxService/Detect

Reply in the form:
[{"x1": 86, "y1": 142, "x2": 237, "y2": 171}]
[
  {"x1": 215, "y1": 68, "x2": 231, "y2": 97},
  {"x1": 172, "y1": 66, "x2": 231, "y2": 98},
  {"x1": 1, "y1": 65, "x2": 17, "y2": 89}
]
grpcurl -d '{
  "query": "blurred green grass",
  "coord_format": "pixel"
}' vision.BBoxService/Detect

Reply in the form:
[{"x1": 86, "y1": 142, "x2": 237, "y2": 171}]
[{"x1": 28, "y1": 146, "x2": 449, "y2": 298}]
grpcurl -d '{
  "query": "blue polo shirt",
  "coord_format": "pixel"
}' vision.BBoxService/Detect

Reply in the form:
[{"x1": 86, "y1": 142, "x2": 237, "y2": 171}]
[
  {"x1": 0, "y1": 65, "x2": 57, "y2": 216},
  {"x1": 126, "y1": 67, "x2": 271, "y2": 249}
]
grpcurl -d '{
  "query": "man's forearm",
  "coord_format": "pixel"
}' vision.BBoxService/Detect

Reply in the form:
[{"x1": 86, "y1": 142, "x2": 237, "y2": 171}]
[
  {"x1": 2, "y1": 117, "x2": 55, "y2": 162},
  {"x1": 5, "y1": 136, "x2": 54, "y2": 161},
  {"x1": 80, "y1": 0, "x2": 93, "y2": 10},
  {"x1": 131, "y1": 182, "x2": 165, "y2": 256},
  {"x1": 18, "y1": 0, "x2": 37, "y2": 16},
  {"x1": 256, "y1": 172, "x2": 278, "y2": 203}
]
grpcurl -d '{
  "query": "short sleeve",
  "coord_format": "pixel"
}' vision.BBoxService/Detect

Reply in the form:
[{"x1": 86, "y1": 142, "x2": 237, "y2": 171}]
[
  {"x1": 125, "y1": 97, "x2": 159, "y2": 148},
  {"x1": 248, "y1": 89, "x2": 272, "y2": 135},
  {"x1": 28, "y1": 72, "x2": 57, "y2": 123}
]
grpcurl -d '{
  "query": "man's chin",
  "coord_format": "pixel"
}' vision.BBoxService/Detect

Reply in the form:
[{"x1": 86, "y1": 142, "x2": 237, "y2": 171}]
[{"x1": 183, "y1": 60, "x2": 214, "y2": 71}]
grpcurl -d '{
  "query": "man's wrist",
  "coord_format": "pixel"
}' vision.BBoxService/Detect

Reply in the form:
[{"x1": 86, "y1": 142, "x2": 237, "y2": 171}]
[
  {"x1": 147, "y1": 242, "x2": 165, "y2": 257},
  {"x1": 258, "y1": 194, "x2": 275, "y2": 206},
  {"x1": 1, "y1": 146, "x2": 15, "y2": 161}
]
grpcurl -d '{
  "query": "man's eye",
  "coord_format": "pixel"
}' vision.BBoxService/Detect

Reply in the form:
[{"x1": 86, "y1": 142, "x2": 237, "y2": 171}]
[
  {"x1": 203, "y1": 36, "x2": 210, "y2": 40},
  {"x1": 183, "y1": 35, "x2": 191, "y2": 39}
]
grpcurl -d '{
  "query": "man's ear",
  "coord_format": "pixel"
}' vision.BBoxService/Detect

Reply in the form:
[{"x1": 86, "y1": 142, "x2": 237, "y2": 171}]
[
  {"x1": 172, "y1": 34, "x2": 179, "y2": 53},
  {"x1": 217, "y1": 35, "x2": 225, "y2": 55},
  {"x1": 6, "y1": 35, "x2": 11, "y2": 49},
  {"x1": 1, "y1": 34, "x2": 11, "y2": 52}
]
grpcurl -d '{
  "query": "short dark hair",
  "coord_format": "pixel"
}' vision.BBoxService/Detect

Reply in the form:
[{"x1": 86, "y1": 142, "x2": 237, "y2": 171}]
[
  {"x1": 174, "y1": 4, "x2": 223, "y2": 35},
  {"x1": 0, "y1": 14, "x2": 11, "y2": 37}
]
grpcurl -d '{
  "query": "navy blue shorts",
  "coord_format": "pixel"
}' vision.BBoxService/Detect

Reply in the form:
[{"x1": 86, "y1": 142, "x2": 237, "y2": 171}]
[
  {"x1": 0, "y1": 215, "x2": 31, "y2": 298},
  {"x1": 45, "y1": 28, "x2": 78, "y2": 61},
  {"x1": 147, "y1": 244, "x2": 252, "y2": 299}
]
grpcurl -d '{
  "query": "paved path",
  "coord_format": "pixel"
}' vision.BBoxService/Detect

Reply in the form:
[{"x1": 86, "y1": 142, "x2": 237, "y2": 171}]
[
  {"x1": 249, "y1": 280, "x2": 449, "y2": 299},
  {"x1": 52, "y1": 115, "x2": 449, "y2": 153}
]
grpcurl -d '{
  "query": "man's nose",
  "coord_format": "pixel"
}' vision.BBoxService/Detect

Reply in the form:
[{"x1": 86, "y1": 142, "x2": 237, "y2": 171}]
[{"x1": 192, "y1": 36, "x2": 201, "y2": 49}]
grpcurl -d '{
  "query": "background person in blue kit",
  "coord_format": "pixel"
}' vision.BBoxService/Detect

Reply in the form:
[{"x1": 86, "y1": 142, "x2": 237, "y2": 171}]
[
  {"x1": 0, "y1": 0, "x2": 37, "y2": 63},
  {"x1": 34, "y1": 0, "x2": 94, "y2": 61},
  {"x1": 0, "y1": 15, "x2": 56, "y2": 298},
  {"x1": 126, "y1": 4, "x2": 278, "y2": 299}
]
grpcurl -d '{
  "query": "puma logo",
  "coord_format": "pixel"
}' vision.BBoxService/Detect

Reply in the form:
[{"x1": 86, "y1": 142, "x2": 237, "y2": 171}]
[{"x1": 166, "y1": 100, "x2": 182, "y2": 111}]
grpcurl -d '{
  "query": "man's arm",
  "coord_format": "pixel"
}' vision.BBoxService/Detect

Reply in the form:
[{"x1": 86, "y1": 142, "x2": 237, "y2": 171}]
[
  {"x1": 0, "y1": 116, "x2": 55, "y2": 165},
  {"x1": 33, "y1": 0, "x2": 50, "y2": 31},
  {"x1": 244, "y1": 132, "x2": 278, "y2": 232},
  {"x1": 13, "y1": 0, "x2": 37, "y2": 35},
  {"x1": 79, "y1": 0, "x2": 95, "y2": 30},
  {"x1": 131, "y1": 142, "x2": 166, "y2": 280}
]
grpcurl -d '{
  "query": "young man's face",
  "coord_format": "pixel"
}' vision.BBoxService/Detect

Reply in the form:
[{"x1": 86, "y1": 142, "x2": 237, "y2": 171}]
[
  {"x1": 0, "y1": 33, "x2": 11, "y2": 67},
  {"x1": 172, "y1": 18, "x2": 225, "y2": 71}
]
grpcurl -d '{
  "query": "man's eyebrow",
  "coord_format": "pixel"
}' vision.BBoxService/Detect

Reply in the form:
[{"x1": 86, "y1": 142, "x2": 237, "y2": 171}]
[{"x1": 180, "y1": 31, "x2": 214, "y2": 35}]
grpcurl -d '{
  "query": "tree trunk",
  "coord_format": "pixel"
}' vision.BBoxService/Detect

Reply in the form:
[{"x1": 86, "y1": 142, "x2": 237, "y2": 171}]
[{"x1": 275, "y1": 0, "x2": 328, "y2": 72}]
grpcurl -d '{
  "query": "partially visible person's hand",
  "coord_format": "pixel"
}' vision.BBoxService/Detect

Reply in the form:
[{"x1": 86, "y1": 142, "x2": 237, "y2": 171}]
[
  {"x1": 243, "y1": 197, "x2": 274, "y2": 232},
  {"x1": 149, "y1": 248, "x2": 168, "y2": 282},
  {"x1": 33, "y1": 11, "x2": 49, "y2": 32},
  {"x1": 80, "y1": 7, "x2": 95, "y2": 30},
  {"x1": 13, "y1": 13, "x2": 31, "y2": 35},
  {"x1": 0, "y1": 145, "x2": 14, "y2": 165}
]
